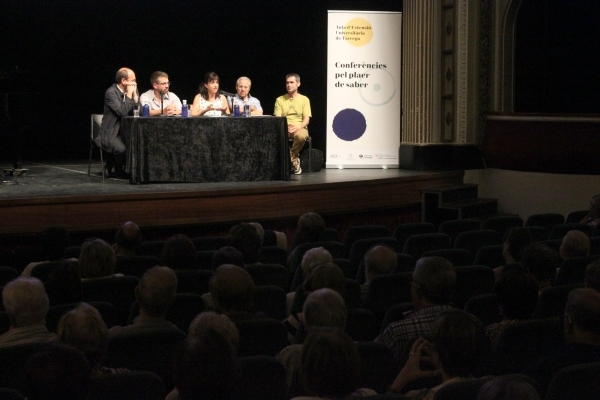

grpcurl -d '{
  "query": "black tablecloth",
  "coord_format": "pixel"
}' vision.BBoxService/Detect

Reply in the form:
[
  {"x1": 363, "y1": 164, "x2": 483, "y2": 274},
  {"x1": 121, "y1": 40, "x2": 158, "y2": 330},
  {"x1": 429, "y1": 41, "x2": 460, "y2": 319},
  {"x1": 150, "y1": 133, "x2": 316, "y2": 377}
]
[{"x1": 122, "y1": 116, "x2": 290, "y2": 183}]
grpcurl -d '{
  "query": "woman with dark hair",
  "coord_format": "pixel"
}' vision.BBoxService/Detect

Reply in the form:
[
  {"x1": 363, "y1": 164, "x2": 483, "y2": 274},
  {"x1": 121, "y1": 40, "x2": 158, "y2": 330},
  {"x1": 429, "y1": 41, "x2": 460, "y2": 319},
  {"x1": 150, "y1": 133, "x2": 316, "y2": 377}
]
[
  {"x1": 191, "y1": 72, "x2": 229, "y2": 117},
  {"x1": 161, "y1": 234, "x2": 196, "y2": 270},
  {"x1": 389, "y1": 309, "x2": 490, "y2": 399},
  {"x1": 294, "y1": 329, "x2": 375, "y2": 400}
]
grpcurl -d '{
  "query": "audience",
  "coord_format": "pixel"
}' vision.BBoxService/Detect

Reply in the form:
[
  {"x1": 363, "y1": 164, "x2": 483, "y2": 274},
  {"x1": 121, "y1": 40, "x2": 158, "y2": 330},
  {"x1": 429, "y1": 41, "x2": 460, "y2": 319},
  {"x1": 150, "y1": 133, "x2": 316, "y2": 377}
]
[
  {"x1": 202, "y1": 247, "x2": 245, "y2": 312},
  {"x1": 291, "y1": 212, "x2": 326, "y2": 251},
  {"x1": 79, "y1": 239, "x2": 118, "y2": 279},
  {"x1": 0, "y1": 277, "x2": 57, "y2": 347},
  {"x1": 520, "y1": 243, "x2": 561, "y2": 293},
  {"x1": 288, "y1": 246, "x2": 334, "y2": 312},
  {"x1": 494, "y1": 227, "x2": 534, "y2": 279},
  {"x1": 376, "y1": 256, "x2": 456, "y2": 361},
  {"x1": 361, "y1": 245, "x2": 398, "y2": 305},
  {"x1": 580, "y1": 194, "x2": 600, "y2": 232},
  {"x1": 161, "y1": 234, "x2": 196, "y2": 270},
  {"x1": 109, "y1": 266, "x2": 179, "y2": 335},
  {"x1": 208, "y1": 264, "x2": 258, "y2": 321},
  {"x1": 21, "y1": 226, "x2": 70, "y2": 277},
  {"x1": 188, "y1": 311, "x2": 240, "y2": 353},
  {"x1": 476, "y1": 375, "x2": 540, "y2": 400},
  {"x1": 44, "y1": 259, "x2": 82, "y2": 306},
  {"x1": 584, "y1": 259, "x2": 600, "y2": 292},
  {"x1": 112, "y1": 221, "x2": 142, "y2": 257},
  {"x1": 559, "y1": 229, "x2": 590, "y2": 260},
  {"x1": 228, "y1": 223, "x2": 262, "y2": 265}
]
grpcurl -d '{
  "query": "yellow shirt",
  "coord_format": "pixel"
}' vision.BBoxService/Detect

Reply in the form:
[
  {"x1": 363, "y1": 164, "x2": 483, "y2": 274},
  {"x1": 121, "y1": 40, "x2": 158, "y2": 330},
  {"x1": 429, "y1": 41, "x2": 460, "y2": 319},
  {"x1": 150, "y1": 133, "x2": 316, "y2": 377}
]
[{"x1": 274, "y1": 93, "x2": 311, "y2": 126}]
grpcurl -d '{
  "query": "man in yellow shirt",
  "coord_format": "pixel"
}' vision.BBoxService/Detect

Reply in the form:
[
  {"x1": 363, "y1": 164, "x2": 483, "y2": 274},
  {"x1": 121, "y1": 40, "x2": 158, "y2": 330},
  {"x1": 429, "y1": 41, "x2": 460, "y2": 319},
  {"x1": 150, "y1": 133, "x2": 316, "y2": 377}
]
[{"x1": 274, "y1": 73, "x2": 311, "y2": 174}]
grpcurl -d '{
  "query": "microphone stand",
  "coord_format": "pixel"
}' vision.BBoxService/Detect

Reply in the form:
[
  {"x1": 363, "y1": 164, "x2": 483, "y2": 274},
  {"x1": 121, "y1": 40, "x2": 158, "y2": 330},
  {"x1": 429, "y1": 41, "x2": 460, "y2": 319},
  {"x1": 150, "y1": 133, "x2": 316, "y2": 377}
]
[{"x1": 159, "y1": 90, "x2": 164, "y2": 115}]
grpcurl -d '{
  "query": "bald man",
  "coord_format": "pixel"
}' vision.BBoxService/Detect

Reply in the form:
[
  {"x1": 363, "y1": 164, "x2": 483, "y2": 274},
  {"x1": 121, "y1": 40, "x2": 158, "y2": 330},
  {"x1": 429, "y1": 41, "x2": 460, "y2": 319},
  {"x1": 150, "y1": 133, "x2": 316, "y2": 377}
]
[
  {"x1": 95, "y1": 67, "x2": 139, "y2": 179},
  {"x1": 113, "y1": 221, "x2": 142, "y2": 257}
]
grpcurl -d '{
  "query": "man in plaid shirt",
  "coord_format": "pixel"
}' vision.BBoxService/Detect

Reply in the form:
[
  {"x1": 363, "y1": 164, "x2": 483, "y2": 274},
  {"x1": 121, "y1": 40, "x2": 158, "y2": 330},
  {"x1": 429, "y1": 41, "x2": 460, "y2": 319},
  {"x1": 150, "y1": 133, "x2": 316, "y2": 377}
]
[{"x1": 375, "y1": 256, "x2": 456, "y2": 361}]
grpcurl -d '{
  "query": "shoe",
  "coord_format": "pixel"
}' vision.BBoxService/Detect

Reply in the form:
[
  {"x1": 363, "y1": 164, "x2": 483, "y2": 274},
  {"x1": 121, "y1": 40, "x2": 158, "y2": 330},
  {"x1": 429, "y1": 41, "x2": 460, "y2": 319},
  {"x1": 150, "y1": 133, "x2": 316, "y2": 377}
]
[{"x1": 292, "y1": 158, "x2": 302, "y2": 175}]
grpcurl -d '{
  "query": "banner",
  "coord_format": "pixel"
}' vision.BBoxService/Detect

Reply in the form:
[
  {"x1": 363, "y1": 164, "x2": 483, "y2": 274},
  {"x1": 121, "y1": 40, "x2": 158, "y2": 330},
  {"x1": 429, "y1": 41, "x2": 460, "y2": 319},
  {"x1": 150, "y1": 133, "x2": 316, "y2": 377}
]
[{"x1": 326, "y1": 11, "x2": 402, "y2": 168}]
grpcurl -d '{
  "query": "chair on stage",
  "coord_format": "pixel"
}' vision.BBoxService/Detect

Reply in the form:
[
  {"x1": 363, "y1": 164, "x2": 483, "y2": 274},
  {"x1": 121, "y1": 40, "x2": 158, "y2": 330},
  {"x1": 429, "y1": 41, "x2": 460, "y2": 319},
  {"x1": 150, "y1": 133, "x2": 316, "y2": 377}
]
[{"x1": 88, "y1": 114, "x2": 104, "y2": 183}]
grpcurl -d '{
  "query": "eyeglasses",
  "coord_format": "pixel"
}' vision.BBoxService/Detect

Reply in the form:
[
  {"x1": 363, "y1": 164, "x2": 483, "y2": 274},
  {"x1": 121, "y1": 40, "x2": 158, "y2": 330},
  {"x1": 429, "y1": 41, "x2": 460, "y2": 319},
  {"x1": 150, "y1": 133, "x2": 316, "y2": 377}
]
[{"x1": 156, "y1": 81, "x2": 170, "y2": 86}]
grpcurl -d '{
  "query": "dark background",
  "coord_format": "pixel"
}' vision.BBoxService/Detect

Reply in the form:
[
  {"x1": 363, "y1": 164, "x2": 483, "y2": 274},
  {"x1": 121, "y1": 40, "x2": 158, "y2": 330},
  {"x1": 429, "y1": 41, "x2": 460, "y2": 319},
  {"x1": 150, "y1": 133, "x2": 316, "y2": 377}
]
[{"x1": 1, "y1": 0, "x2": 598, "y2": 162}]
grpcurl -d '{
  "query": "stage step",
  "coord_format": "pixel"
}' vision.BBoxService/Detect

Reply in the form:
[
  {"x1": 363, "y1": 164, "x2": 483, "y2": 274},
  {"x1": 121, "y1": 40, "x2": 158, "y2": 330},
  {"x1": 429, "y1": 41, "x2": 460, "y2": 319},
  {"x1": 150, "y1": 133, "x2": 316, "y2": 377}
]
[{"x1": 421, "y1": 183, "x2": 498, "y2": 225}]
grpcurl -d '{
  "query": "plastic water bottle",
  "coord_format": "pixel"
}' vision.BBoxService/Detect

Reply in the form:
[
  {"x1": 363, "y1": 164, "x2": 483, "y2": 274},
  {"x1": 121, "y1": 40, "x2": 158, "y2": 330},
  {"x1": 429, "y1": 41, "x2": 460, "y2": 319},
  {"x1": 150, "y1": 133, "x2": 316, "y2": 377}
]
[
  {"x1": 142, "y1": 102, "x2": 150, "y2": 117},
  {"x1": 182, "y1": 100, "x2": 188, "y2": 117},
  {"x1": 233, "y1": 104, "x2": 240, "y2": 117},
  {"x1": 244, "y1": 103, "x2": 250, "y2": 117}
]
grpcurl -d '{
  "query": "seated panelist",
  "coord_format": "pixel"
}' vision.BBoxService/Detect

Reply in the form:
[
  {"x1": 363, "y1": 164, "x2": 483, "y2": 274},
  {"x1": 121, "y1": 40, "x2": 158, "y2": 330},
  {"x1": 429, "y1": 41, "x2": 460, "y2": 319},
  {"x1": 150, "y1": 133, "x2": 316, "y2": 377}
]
[
  {"x1": 191, "y1": 72, "x2": 229, "y2": 117},
  {"x1": 139, "y1": 71, "x2": 182, "y2": 116},
  {"x1": 228, "y1": 76, "x2": 263, "y2": 116}
]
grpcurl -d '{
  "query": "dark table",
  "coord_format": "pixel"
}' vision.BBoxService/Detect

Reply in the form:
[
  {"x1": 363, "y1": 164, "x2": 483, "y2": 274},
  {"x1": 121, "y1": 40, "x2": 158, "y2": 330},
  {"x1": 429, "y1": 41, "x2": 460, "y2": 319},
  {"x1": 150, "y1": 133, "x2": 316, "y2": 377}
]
[{"x1": 122, "y1": 116, "x2": 290, "y2": 183}]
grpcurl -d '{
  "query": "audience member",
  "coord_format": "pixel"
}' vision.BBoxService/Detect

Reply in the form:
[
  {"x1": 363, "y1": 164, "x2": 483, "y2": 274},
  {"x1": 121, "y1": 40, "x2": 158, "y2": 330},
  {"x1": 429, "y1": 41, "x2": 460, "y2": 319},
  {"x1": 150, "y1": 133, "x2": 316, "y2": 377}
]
[
  {"x1": 202, "y1": 247, "x2": 245, "y2": 312},
  {"x1": 520, "y1": 243, "x2": 561, "y2": 293},
  {"x1": 25, "y1": 344, "x2": 90, "y2": 400},
  {"x1": 57, "y1": 302, "x2": 127, "y2": 376},
  {"x1": 0, "y1": 277, "x2": 57, "y2": 347},
  {"x1": 297, "y1": 329, "x2": 376, "y2": 399},
  {"x1": 109, "y1": 266, "x2": 179, "y2": 335},
  {"x1": 188, "y1": 311, "x2": 240, "y2": 353},
  {"x1": 580, "y1": 194, "x2": 600, "y2": 232},
  {"x1": 44, "y1": 259, "x2": 82, "y2": 306},
  {"x1": 476, "y1": 375, "x2": 540, "y2": 400},
  {"x1": 277, "y1": 288, "x2": 347, "y2": 398},
  {"x1": 584, "y1": 259, "x2": 600, "y2": 292},
  {"x1": 248, "y1": 222, "x2": 265, "y2": 247},
  {"x1": 376, "y1": 256, "x2": 456, "y2": 361},
  {"x1": 228, "y1": 223, "x2": 262, "y2": 265},
  {"x1": 79, "y1": 239, "x2": 118, "y2": 279},
  {"x1": 161, "y1": 234, "x2": 196, "y2": 270},
  {"x1": 524, "y1": 288, "x2": 600, "y2": 392},
  {"x1": 559, "y1": 229, "x2": 590, "y2": 259},
  {"x1": 494, "y1": 227, "x2": 534, "y2": 279},
  {"x1": 485, "y1": 271, "x2": 539, "y2": 347},
  {"x1": 112, "y1": 221, "x2": 142, "y2": 257},
  {"x1": 21, "y1": 226, "x2": 70, "y2": 277},
  {"x1": 291, "y1": 212, "x2": 326, "y2": 250},
  {"x1": 209, "y1": 264, "x2": 258, "y2": 321},
  {"x1": 361, "y1": 245, "x2": 398, "y2": 305},
  {"x1": 388, "y1": 310, "x2": 489, "y2": 398},
  {"x1": 288, "y1": 246, "x2": 334, "y2": 312}
]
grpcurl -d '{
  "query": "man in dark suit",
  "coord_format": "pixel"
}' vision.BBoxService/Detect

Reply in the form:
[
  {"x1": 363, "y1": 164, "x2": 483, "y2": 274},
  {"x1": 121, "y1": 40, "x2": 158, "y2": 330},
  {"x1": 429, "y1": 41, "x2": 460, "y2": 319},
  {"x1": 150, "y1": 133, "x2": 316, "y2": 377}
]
[{"x1": 95, "y1": 67, "x2": 138, "y2": 178}]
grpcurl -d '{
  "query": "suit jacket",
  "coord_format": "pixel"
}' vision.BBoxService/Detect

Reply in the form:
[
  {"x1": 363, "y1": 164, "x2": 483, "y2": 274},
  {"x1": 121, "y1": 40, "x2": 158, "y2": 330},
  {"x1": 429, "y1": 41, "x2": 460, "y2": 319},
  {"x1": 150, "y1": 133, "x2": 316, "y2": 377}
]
[{"x1": 95, "y1": 84, "x2": 136, "y2": 151}]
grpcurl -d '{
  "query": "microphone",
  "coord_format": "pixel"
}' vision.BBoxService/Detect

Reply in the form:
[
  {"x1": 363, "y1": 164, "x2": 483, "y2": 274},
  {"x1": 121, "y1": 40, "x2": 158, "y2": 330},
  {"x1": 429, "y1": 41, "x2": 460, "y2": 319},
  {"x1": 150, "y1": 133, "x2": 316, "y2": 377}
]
[
  {"x1": 219, "y1": 90, "x2": 236, "y2": 97},
  {"x1": 159, "y1": 90, "x2": 165, "y2": 115}
]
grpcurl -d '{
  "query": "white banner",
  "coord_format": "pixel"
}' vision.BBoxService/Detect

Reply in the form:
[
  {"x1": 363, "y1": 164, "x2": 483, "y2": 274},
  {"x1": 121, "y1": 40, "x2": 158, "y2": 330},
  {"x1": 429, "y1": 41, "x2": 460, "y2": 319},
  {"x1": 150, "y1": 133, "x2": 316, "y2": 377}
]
[{"x1": 326, "y1": 11, "x2": 402, "y2": 168}]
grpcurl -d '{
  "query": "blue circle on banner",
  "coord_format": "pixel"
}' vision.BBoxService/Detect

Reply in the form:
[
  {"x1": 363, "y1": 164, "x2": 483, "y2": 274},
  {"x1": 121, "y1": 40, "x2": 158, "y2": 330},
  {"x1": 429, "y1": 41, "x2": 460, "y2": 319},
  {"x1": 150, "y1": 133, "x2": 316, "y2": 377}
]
[{"x1": 332, "y1": 108, "x2": 367, "y2": 141}]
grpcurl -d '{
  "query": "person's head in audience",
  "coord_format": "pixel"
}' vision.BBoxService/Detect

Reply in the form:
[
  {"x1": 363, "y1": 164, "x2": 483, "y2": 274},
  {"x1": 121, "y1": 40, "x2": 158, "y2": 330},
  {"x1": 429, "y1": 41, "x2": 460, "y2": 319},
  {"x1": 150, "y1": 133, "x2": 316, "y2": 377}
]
[
  {"x1": 161, "y1": 234, "x2": 196, "y2": 270},
  {"x1": 57, "y1": 302, "x2": 108, "y2": 373},
  {"x1": 494, "y1": 270, "x2": 539, "y2": 321},
  {"x1": 39, "y1": 226, "x2": 70, "y2": 262},
  {"x1": 303, "y1": 288, "x2": 347, "y2": 332},
  {"x1": 303, "y1": 263, "x2": 347, "y2": 298},
  {"x1": 559, "y1": 230, "x2": 590, "y2": 259},
  {"x1": 211, "y1": 246, "x2": 245, "y2": 270},
  {"x1": 301, "y1": 247, "x2": 333, "y2": 279},
  {"x1": 2, "y1": 277, "x2": 49, "y2": 329},
  {"x1": 228, "y1": 223, "x2": 262, "y2": 265},
  {"x1": 503, "y1": 227, "x2": 534, "y2": 264},
  {"x1": 584, "y1": 260, "x2": 600, "y2": 292},
  {"x1": 45, "y1": 260, "x2": 82, "y2": 305},
  {"x1": 248, "y1": 222, "x2": 265, "y2": 247},
  {"x1": 411, "y1": 256, "x2": 456, "y2": 310},
  {"x1": 209, "y1": 264, "x2": 255, "y2": 315},
  {"x1": 477, "y1": 375, "x2": 540, "y2": 400},
  {"x1": 563, "y1": 288, "x2": 600, "y2": 345},
  {"x1": 188, "y1": 311, "x2": 240, "y2": 353},
  {"x1": 297, "y1": 212, "x2": 326, "y2": 243},
  {"x1": 364, "y1": 245, "x2": 398, "y2": 283},
  {"x1": 581, "y1": 195, "x2": 600, "y2": 223},
  {"x1": 25, "y1": 344, "x2": 90, "y2": 400},
  {"x1": 173, "y1": 332, "x2": 240, "y2": 400},
  {"x1": 301, "y1": 329, "x2": 361, "y2": 399},
  {"x1": 79, "y1": 239, "x2": 116, "y2": 279},
  {"x1": 135, "y1": 266, "x2": 178, "y2": 319},
  {"x1": 521, "y1": 243, "x2": 560, "y2": 290},
  {"x1": 113, "y1": 221, "x2": 141, "y2": 256}
]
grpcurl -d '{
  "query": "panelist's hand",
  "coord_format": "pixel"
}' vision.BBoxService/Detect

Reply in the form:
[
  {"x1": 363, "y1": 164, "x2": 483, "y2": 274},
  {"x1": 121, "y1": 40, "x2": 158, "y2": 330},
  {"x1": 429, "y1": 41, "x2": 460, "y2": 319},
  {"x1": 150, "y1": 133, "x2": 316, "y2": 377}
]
[
  {"x1": 288, "y1": 124, "x2": 299, "y2": 136},
  {"x1": 164, "y1": 105, "x2": 179, "y2": 115},
  {"x1": 125, "y1": 82, "x2": 137, "y2": 97}
]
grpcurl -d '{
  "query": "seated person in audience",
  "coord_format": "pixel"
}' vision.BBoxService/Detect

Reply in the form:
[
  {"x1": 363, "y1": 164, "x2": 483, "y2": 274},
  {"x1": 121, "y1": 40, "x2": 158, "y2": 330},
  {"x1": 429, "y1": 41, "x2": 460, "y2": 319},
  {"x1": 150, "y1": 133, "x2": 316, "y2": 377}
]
[
  {"x1": 25, "y1": 344, "x2": 90, "y2": 400},
  {"x1": 161, "y1": 234, "x2": 196, "y2": 270},
  {"x1": 520, "y1": 243, "x2": 561, "y2": 293},
  {"x1": 524, "y1": 288, "x2": 600, "y2": 392},
  {"x1": 112, "y1": 221, "x2": 142, "y2": 257},
  {"x1": 361, "y1": 245, "x2": 398, "y2": 305},
  {"x1": 376, "y1": 256, "x2": 456, "y2": 362},
  {"x1": 580, "y1": 194, "x2": 600, "y2": 232},
  {"x1": 188, "y1": 311, "x2": 240, "y2": 353},
  {"x1": 139, "y1": 71, "x2": 182, "y2": 116},
  {"x1": 248, "y1": 222, "x2": 265, "y2": 247},
  {"x1": 0, "y1": 277, "x2": 58, "y2": 347},
  {"x1": 485, "y1": 270, "x2": 539, "y2": 347},
  {"x1": 167, "y1": 331, "x2": 240, "y2": 400},
  {"x1": 288, "y1": 246, "x2": 334, "y2": 313},
  {"x1": 209, "y1": 264, "x2": 261, "y2": 322},
  {"x1": 109, "y1": 266, "x2": 179, "y2": 335},
  {"x1": 476, "y1": 375, "x2": 541, "y2": 400},
  {"x1": 277, "y1": 288, "x2": 347, "y2": 398},
  {"x1": 285, "y1": 262, "x2": 346, "y2": 342},
  {"x1": 297, "y1": 329, "x2": 376, "y2": 399},
  {"x1": 559, "y1": 229, "x2": 590, "y2": 260},
  {"x1": 584, "y1": 259, "x2": 600, "y2": 292},
  {"x1": 21, "y1": 226, "x2": 70, "y2": 277},
  {"x1": 79, "y1": 238, "x2": 120, "y2": 279},
  {"x1": 44, "y1": 260, "x2": 82, "y2": 306},
  {"x1": 57, "y1": 302, "x2": 127, "y2": 376},
  {"x1": 190, "y1": 72, "x2": 229, "y2": 117},
  {"x1": 202, "y1": 247, "x2": 245, "y2": 312},
  {"x1": 493, "y1": 227, "x2": 534, "y2": 280},
  {"x1": 388, "y1": 309, "x2": 489, "y2": 398},
  {"x1": 228, "y1": 223, "x2": 262, "y2": 265},
  {"x1": 291, "y1": 212, "x2": 326, "y2": 251}
]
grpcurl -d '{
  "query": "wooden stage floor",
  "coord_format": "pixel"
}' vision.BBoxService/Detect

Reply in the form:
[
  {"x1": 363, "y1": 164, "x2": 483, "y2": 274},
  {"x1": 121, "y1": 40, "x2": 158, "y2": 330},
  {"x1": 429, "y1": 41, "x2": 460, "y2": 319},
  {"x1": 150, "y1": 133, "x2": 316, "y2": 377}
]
[{"x1": 0, "y1": 160, "x2": 464, "y2": 236}]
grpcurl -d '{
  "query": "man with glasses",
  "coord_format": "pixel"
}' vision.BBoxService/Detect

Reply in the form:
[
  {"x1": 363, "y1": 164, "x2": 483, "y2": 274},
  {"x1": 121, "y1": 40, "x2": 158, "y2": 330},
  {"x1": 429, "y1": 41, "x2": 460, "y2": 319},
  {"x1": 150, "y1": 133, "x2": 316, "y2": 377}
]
[
  {"x1": 96, "y1": 67, "x2": 138, "y2": 178},
  {"x1": 139, "y1": 71, "x2": 182, "y2": 116},
  {"x1": 274, "y1": 73, "x2": 311, "y2": 175}
]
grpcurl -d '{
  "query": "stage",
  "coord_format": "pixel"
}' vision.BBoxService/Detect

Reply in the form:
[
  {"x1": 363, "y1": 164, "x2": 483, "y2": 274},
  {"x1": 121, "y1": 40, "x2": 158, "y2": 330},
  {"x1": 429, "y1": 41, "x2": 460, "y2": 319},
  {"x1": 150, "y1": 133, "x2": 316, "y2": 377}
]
[{"x1": 0, "y1": 160, "x2": 464, "y2": 237}]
